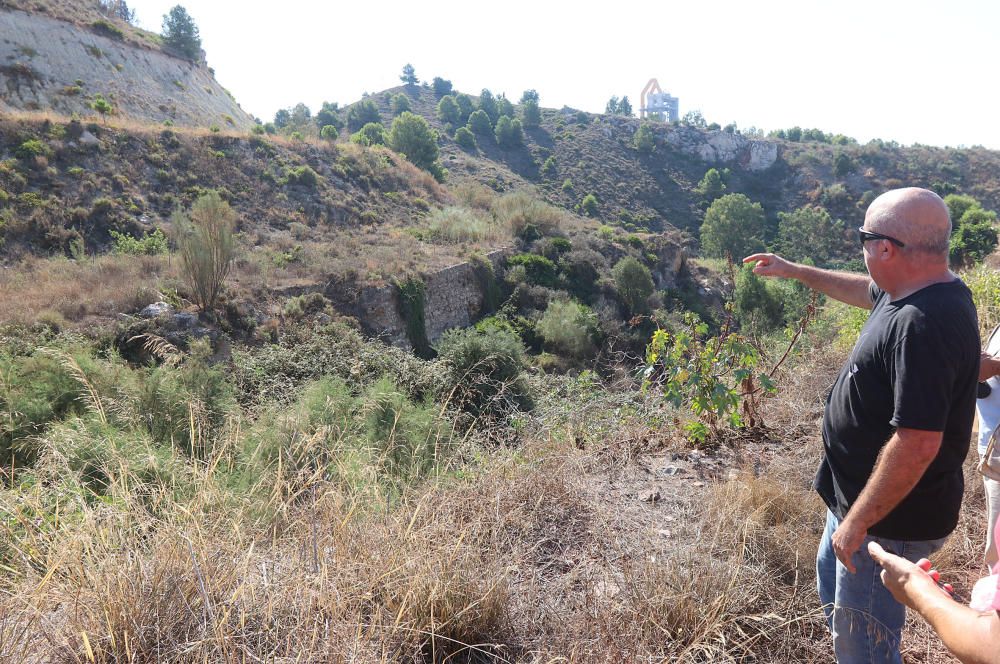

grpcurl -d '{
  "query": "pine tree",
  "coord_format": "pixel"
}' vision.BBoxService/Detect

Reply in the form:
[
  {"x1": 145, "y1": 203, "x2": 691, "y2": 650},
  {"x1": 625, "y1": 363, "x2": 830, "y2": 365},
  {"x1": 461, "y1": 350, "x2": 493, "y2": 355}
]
[{"x1": 162, "y1": 5, "x2": 201, "y2": 60}]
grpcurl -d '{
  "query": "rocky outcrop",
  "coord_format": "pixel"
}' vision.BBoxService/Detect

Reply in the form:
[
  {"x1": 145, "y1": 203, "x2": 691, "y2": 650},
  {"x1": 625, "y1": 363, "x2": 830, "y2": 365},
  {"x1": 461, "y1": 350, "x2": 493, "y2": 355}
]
[
  {"x1": 664, "y1": 126, "x2": 778, "y2": 172},
  {"x1": 0, "y1": 8, "x2": 253, "y2": 129}
]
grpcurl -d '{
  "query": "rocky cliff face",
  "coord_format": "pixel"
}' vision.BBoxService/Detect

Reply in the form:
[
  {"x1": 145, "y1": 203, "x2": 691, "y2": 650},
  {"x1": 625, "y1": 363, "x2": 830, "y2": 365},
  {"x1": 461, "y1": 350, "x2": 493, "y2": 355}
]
[{"x1": 0, "y1": 8, "x2": 253, "y2": 129}]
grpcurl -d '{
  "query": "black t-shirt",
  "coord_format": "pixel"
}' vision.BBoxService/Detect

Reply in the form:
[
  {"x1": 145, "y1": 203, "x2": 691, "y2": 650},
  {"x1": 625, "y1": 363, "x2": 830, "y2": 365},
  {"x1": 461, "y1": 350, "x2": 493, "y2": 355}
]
[{"x1": 815, "y1": 279, "x2": 979, "y2": 540}]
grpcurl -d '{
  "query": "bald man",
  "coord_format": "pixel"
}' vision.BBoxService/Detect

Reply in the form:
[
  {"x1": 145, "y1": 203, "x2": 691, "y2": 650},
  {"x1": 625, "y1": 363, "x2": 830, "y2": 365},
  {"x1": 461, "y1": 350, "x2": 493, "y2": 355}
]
[{"x1": 745, "y1": 188, "x2": 980, "y2": 664}]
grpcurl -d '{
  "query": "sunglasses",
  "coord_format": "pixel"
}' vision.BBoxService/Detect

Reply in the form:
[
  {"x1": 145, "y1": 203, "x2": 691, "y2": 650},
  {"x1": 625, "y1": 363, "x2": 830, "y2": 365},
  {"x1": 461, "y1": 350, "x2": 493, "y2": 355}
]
[{"x1": 858, "y1": 227, "x2": 906, "y2": 248}]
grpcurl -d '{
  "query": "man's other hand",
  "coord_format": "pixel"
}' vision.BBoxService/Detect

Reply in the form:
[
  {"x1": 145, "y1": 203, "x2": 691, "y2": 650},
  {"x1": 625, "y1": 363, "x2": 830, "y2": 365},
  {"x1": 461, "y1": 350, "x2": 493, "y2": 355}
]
[
  {"x1": 742, "y1": 253, "x2": 797, "y2": 279},
  {"x1": 832, "y1": 517, "x2": 868, "y2": 573},
  {"x1": 979, "y1": 352, "x2": 1000, "y2": 382}
]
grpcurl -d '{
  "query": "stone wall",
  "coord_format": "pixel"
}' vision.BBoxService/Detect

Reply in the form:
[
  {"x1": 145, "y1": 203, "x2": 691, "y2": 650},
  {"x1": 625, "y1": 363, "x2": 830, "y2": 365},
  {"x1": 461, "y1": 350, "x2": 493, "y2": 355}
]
[
  {"x1": 0, "y1": 8, "x2": 253, "y2": 129},
  {"x1": 346, "y1": 249, "x2": 511, "y2": 350}
]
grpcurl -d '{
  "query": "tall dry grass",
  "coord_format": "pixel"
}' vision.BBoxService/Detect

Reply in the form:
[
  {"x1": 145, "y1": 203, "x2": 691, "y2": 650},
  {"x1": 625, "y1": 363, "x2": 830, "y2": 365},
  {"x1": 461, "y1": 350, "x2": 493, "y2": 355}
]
[{"x1": 0, "y1": 253, "x2": 175, "y2": 325}]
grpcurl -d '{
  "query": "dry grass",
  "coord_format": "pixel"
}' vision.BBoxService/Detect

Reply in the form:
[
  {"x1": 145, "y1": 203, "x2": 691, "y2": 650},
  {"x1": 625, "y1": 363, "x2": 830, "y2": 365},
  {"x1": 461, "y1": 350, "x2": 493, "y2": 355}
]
[{"x1": 0, "y1": 253, "x2": 175, "y2": 325}]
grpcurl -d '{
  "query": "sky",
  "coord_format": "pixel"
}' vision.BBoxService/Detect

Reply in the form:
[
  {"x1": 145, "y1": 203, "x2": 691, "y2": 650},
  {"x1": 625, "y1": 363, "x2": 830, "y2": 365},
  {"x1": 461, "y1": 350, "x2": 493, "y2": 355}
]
[{"x1": 130, "y1": 0, "x2": 1000, "y2": 149}]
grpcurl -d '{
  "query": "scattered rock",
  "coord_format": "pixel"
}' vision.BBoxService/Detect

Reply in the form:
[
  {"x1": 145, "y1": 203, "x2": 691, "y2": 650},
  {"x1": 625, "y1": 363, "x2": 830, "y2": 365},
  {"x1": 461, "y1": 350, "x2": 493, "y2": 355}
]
[
  {"x1": 78, "y1": 130, "x2": 100, "y2": 145},
  {"x1": 657, "y1": 528, "x2": 672, "y2": 538},
  {"x1": 139, "y1": 301, "x2": 174, "y2": 319},
  {"x1": 692, "y1": 481, "x2": 705, "y2": 488},
  {"x1": 660, "y1": 465, "x2": 683, "y2": 476}
]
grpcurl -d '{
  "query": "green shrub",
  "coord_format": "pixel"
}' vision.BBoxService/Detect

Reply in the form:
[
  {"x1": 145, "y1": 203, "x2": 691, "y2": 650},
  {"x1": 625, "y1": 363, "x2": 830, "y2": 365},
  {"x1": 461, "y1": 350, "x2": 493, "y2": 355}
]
[
  {"x1": 390, "y1": 93, "x2": 411, "y2": 116},
  {"x1": 346, "y1": 99, "x2": 381, "y2": 131},
  {"x1": 388, "y1": 112, "x2": 444, "y2": 181},
  {"x1": 777, "y1": 205, "x2": 847, "y2": 266},
  {"x1": 559, "y1": 249, "x2": 605, "y2": 303},
  {"x1": 432, "y1": 77, "x2": 453, "y2": 97},
  {"x1": 172, "y1": 191, "x2": 236, "y2": 311},
  {"x1": 951, "y1": 216, "x2": 998, "y2": 267},
  {"x1": 284, "y1": 165, "x2": 320, "y2": 187},
  {"x1": 494, "y1": 115, "x2": 523, "y2": 148},
  {"x1": 110, "y1": 228, "x2": 169, "y2": 255},
  {"x1": 537, "y1": 299, "x2": 598, "y2": 358},
  {"x1": 733, "y1": 264, "x2": 784, "y2": 334},
  {"x1": 437, "y1": 95, "x2": 461, "y2": 125},
  {"x1": 562, "y1": 178, "x2": 573, "y2": 192},
  {"x1": 580, "y1": 193, "x2": 599, "y2": 217},
  {"x1": 633, "y1": 123, "x2": 655, "y2": 153},
  {"x1": 350, "y1": 122, "x2": 387, "y2": 146},
  {"x1": 540, "y1": 156, "x2": 557, "y2": 177},
  {"x1": 319, "y1": 124, "x2": 339, "y2": 140},
  {"x1": 612, "y1": 257, "x2": 654, "y2": 316},
  {"x1": 435, "y1": 325, "x2": 532, "y2": 418},
  {"x1": 454, "y1": 126, "x2": 477, "y2": 151},
  {"x1": 455, "y1": 94, "x2": 474, "y2": 122},
  {"x1": 15, "y1": 139, "x2": 51, "y2": 160},
  {"x1": 507, "y1": 253, "x2": 558, "y2": 288},
  {"x1": 521, "y1": 99, "x2": 541, "y2": 129},
  {"x1": 468, "y1": 109, "x2": 493, "y2": 136}
]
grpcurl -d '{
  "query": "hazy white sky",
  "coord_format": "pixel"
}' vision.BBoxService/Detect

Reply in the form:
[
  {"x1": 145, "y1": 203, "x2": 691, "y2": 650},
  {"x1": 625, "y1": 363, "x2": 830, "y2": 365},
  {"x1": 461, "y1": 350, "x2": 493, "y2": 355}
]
[{"x1": 131, "y1": 0, "x2": 999, "y2": 148}]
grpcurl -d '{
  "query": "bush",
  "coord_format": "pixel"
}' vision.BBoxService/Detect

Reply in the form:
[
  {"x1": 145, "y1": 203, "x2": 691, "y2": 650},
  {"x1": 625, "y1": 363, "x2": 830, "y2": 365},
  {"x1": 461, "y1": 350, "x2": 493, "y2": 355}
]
[
  {"x1": 283, "y1": 165, "x2": 320, "y2": 187},
  {"x1": 454, "y1": 126, "x2": 477, "y2": 151},
  {"x1": 388, "y1": 112, "x2": 444, "y2": 181},
  {"x1": 455, "y1": 94, "x2": 475, "y2": 122},
  {"x1": 468, "y1": 109, "x2": 493, "y2": 136},
  {"x1": 700, "y1": 193, "x2": 765, "y2": 259},
  {"x1": 733, "y1": 264, "x2": 785, "y2": 334},
  {"x1": 521, "y1": 99, "x2": 541, "y2": 129},
  {"x1": 494, "y1": 115, "x2": 523, "y2": 148},
  {"x1": 435, "y1": 325, "x2": 531, "y2": 418},
  {"x1": 633, "y1": 123, "x2": 654, "y2": 153},
  {"x1": 15, "y1": 139, "x2": 51, "y2": 160},
  {"x1": 507, "y1": 253, "x2": 558, "y2": 288},
  {"x1": 777, "y1": 205, "x2": 847, "y2": 266},
  {"x1": 110, "y1": 228, "x2": 169, "y2": 255},
  {"x1": 612, "y1": 257, "x2": 654, "y2": 316},
  {"x1": 580, "y1": 193, "x2": 599, "y2": 217},
  {"x1": 833, "y1": 151, "x2": 855, "y2": 177},
  {"x1": 950, "y1": 217, "x2": 998, "y2": 267},
  {"x1": 390, "y1": 93, "x2": 411, "y2": 116},
  {"x1": 350, "y1": 122, "x2": 387, "y2": 146},
  {"x1": 695, "y1": 168, "x2": 727, "y2": 202},
  {"x1": 536, "y1": 299, "x2": 598, "y2": 358},
  {"x1": 347, "y1": 99, "x2": 381, "y2": 131},
  {"x1": 559, "y1": 249, "x2": 605, "y2": 303},
  {"x1": 172, "y1": 191, "x2": 236, "y2": 311},
  {"x1": 432, "y1": 77, "x2": 453, "y2": 97},
  {"x1": 319, "y1": 124, "x2": 339, "y2": 140},
  {"x1": 540, "y1": 156, "x2": 557, "y2": 177},
  {"x1": 437, "y1": 95, "x2": 461, "y2": 125}
]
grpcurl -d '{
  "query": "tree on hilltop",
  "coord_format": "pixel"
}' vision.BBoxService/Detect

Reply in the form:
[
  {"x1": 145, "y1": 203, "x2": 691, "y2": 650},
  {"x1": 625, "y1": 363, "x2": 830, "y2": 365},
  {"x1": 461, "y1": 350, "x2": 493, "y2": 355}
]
[
  {"x1": 99, "y1": 0, "x2": 135, "y2": 24},
  {"x1": 162, "y1": 5, "x2": 202, "y2": 61},
  {"x1": 618, "y1": 96, "x2": 632, "y2": 116},
  {"x1": 400, "y1": 63, "x2": 418, "y2": 86}
]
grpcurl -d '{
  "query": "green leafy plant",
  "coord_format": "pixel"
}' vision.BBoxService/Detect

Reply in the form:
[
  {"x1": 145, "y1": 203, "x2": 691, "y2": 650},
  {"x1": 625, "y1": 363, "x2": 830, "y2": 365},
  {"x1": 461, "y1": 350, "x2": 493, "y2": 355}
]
[
  {"x1": 110, "y1": 228, "x2": 169, "y2": 255},
  {"x1": 642, "y1": 313, "x2": 774, "y2": 444}
]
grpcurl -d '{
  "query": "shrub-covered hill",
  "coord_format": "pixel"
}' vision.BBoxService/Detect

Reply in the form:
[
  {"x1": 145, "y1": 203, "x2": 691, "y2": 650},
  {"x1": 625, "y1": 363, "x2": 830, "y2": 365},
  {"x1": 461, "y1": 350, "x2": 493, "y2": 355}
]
[
  {"x1": 346, "y1": 84, "x2": 1000, "y2": 241},
  {"x1": 0, "y1": 116, "x2": 459, "y2": 272}
]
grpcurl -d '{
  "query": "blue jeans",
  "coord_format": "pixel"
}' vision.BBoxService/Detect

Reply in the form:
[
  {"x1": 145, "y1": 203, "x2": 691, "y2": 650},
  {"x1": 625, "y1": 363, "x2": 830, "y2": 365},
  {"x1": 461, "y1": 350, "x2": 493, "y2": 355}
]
[{"x1": 816, "y1": 510, "x2": 946, "y2": 663}]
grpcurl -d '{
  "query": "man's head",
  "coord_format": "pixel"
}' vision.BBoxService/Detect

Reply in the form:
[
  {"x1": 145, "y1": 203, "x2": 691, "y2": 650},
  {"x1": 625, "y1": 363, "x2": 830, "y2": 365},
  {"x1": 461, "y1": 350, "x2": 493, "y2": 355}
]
[{"x1": 861, "y1": 188, "x2": 952, "y2": 288}]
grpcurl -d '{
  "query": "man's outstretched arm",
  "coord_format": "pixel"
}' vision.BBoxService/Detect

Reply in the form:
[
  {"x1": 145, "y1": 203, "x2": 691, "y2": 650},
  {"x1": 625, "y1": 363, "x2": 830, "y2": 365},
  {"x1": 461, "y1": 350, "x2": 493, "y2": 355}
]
[{"x1": 743, "y1": 253, "x2": 873, "y2": 309}]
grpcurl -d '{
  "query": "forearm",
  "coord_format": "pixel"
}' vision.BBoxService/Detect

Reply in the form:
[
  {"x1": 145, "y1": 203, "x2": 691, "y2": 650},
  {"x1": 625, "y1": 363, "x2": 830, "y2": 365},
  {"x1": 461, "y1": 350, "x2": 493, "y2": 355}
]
[
  {"x1": 916, "y1": 597, "x2": 1000, "y2": 664},
  {"x1": 788, "y1": 264, "x2": 872, "y2": 308},
  {"x1": 846, "y1": 431, "x2": 939, "y2": 530}
]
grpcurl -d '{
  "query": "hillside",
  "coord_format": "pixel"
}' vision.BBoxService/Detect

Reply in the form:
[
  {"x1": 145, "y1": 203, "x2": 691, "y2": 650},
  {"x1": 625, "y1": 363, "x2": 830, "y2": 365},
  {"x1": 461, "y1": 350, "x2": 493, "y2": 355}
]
[
  {"x1": 0, "y1": 2, "x2": 253, "y2": 129},
  {"x1": 355, "y1": 84, "x2": 1000, "y2": 241}
]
